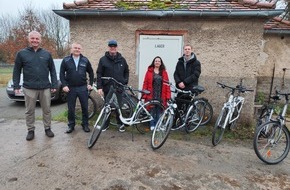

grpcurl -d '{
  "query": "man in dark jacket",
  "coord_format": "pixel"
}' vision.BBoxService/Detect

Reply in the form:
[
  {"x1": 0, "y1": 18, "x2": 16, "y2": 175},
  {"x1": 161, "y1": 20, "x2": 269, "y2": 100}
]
[
  {"x1": 173, "y1": 44, "x2": 201, "y2": 128},
  {"x1": 96, "y1": 40, "x2": 129, "y2": 132},
  {"x1": 13, "y1": 31, "x2": 57, "y2": 141},
  {"x1": 174, "y1": 44, "x2": 201, "y2": 91},
  {"x1": 60, "y1": 42, "x2": 94, "y2": 133}
]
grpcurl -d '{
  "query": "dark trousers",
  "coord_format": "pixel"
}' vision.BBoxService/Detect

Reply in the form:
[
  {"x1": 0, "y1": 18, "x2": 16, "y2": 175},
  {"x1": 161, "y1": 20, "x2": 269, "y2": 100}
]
[{"x1": 67, "y1": 85, "x2": 88, "y2": 128}]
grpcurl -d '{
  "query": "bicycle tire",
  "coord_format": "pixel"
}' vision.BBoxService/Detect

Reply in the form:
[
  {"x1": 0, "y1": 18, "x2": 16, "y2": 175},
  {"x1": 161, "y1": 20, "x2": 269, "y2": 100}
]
[
  {"x1": 75, "y1": 95, "x2": 97, "y2": 120},
  {"x1": 185, "y1": 101, "x2": 205, "y2": 133},
  {"x1": 87, "y1": 107, "x2": 110, "y2": 148},
  {"x1": 212, "y1": 108, "x2": 229, "y2": 146},
  {"x1": 253, "y1": 121, "x2": 290, "y2": 164},
  {"x1": 229, "y1": 102, "x2": 242, "y2": 130},
  {"x1": 135, "y1": 100, "x2": 164, "y2": 134},
  {"x1": 199, "y1": 98, "x2": 213, "y2": 126},
  {"x1": 110, "y1": 94, "x2": 138, "y2": 126},
  {"x1": 151, "y1": 108, "x2": 173, "y2": 150}
]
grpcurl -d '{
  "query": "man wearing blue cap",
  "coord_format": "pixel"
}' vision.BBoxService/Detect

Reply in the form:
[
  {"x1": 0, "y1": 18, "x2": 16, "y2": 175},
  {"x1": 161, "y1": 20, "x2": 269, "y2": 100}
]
[{"x1": 96, "y1": 40, "x2": 129, "y2": 132}]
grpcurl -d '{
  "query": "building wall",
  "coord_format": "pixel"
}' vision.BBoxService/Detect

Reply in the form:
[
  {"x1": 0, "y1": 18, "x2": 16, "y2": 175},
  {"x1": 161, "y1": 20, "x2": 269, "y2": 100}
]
[
  {"x1": 68, "y1": 17, "x2": 275, "y2": 125},
  {"x1": 256, "y1": 35, "x2": 290, "y2": 102}
]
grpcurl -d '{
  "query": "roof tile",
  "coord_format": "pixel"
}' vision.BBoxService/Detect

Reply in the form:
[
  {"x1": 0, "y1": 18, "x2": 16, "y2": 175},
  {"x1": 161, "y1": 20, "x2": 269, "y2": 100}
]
[{"x1": 61, "y1": 0, "x2": 289, "y2": 32}]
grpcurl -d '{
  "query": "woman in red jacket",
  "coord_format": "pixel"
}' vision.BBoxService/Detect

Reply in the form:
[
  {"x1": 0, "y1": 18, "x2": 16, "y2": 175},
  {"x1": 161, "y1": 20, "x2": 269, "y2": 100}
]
[{"x1": 142, "y1": 56, "x2": 171, "y2": 131}]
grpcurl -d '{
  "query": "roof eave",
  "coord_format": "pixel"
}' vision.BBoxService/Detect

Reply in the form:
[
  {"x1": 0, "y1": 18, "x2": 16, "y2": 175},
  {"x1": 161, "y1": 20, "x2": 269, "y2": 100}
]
[{"x1": 53, "y1": 9, "x2": 284, "y2": 20}]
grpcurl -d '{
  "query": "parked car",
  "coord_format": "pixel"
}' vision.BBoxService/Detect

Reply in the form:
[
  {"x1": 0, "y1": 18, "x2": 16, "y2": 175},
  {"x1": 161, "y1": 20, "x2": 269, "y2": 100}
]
[{"x1": 6, "y1": 59, "x2": 67, "y2": 102}]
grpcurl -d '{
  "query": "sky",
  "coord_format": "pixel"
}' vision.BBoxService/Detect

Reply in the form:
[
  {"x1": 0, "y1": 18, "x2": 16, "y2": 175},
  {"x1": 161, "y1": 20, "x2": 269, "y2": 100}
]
[{"x1": 0, "y1": 0, "x2": 70, "y2": 16}]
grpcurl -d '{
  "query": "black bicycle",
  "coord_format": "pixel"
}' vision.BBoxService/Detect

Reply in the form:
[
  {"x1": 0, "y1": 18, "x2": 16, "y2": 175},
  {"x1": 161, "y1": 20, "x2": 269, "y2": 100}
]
[{"x1": 151, "y1": 81, "x2": 206, "y2": 150}]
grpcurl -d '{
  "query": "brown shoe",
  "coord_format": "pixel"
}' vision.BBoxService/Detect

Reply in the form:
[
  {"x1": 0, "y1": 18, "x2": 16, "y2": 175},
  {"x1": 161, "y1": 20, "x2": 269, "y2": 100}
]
[
  {"x1": 26, "y1": 131, "x2": 35, "y2": 141},
  {"x1": 45, "y1": 128, "x2": 54, "y2": 138}
]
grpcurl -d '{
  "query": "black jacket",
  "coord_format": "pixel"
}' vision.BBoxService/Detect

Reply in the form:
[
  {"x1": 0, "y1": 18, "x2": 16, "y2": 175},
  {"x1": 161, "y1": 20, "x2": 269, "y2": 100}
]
[
  {"x1": 174, "y1": 53, "x2": 201, "y2": 91},
  {"x1": 96, "y1": 52, "x2": 129, "y2": 93},
  {"x1": 60, "y1": 54, "x2": 94, "y2": 87},
  {"x1": 13, "y1": 47, "x2": 57, "y2": 90}
]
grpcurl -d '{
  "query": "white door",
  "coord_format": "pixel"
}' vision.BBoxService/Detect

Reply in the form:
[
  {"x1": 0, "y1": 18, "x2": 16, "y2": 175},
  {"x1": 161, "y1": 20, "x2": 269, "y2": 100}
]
[{"x1": 137, "y1": 35, "x2": 183, "y2": 90}]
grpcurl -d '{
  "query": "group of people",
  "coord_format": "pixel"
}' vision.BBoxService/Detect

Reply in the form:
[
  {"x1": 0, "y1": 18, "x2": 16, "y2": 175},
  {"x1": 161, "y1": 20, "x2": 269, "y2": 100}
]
[{"x1": 12, "y1": 30, "x2": 201, "y2": 141}]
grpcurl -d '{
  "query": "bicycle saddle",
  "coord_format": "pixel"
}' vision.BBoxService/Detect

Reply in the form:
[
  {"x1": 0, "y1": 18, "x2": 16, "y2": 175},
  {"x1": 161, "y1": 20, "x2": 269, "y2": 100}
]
[{"x1": 191, "y1": 85, "x2": 205, "y2": 93}]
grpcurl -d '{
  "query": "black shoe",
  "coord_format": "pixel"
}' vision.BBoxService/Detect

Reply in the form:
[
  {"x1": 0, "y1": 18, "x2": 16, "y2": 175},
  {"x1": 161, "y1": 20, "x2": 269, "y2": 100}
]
[
  {"x1": 26, "y1": 130, "x2": 35, "y2": 141},
  {"x1": 102, "y1": 125, "x2": 109, "y2": 132},
  {"x1": 82, "y1": 126, "x2": 90, "y2": 133},
  {"x1": 45, "y1": 128, "x2": 54, "y2": 137},
  {"x1": 66, "y1": 126, "x2": 74, "y2": 134}
]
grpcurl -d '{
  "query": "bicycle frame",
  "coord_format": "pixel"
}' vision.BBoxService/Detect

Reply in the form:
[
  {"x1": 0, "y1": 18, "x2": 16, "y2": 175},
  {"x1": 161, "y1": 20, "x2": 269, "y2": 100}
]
[
  {"x1": 223, "y1": 95, "x2": 245, "y2": 126},
  {"x1": 103, "y1": 83, "x2": 156, "y2": 126}
]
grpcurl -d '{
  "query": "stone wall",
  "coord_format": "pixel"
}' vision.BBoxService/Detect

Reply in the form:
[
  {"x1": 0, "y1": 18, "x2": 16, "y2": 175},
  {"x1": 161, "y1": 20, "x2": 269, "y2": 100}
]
[{"x1": 68, "y1": 16, "x2": 287, "y2": 125}]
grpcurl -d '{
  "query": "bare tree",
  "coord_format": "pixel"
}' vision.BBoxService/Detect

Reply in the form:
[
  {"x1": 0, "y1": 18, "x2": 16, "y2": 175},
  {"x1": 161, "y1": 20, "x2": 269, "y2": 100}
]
[
  {"x1": 40, "y1": 5, "x2": 70, "y2": 58},
  {"x1": 0, "y1": 14, "x2": 18, "y2": 43}
]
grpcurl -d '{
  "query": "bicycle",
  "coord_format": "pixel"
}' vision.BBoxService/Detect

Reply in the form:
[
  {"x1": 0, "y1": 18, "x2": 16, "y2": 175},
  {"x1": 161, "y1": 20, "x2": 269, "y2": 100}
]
[
  {"x1": 75, "y1": 82, "x2": 138, "y2": 125},
  {"x1": 212, "y1": 80, "x2": 253, "y2": 146},
  {"x1": 256, "y1": 92, "x2": 280, "y2": 127},
  {"x1": 87, "y1": 77, "x2": 164, "y2": 148},
  {"x1": 151, "y1": 80, "x2": 206, "y2": 150},
  {"x1": 253, "y1": 91, "x2": 290, "y2": 164}
]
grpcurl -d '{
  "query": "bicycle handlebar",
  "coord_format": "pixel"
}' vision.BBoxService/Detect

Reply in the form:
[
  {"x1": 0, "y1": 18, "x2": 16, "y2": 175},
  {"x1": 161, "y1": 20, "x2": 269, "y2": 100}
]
[
  {"x1": 101, "y1": 77, "x2": 150, "y2": 95},
  {"x1": 275, "y1": 90, "x2": 290, "y2": 101},
  {"x1": 163, "y1": 80, "x2": 193, "y2": 95},
  {"x1": 217, "y1": 82, "x2": 253, "y2": 93}
]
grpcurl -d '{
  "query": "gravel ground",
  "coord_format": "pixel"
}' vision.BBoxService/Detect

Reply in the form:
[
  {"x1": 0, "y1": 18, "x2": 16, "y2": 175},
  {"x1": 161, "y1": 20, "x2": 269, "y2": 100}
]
[{"x1": 0, "y1": 119, "x2": 289, "y2": 190}]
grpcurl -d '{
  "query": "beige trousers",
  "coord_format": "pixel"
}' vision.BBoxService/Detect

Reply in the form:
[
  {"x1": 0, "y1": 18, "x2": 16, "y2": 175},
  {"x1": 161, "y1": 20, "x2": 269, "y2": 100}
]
[{"x1": 23, "y1": 88, "x2": 51, "y2": 131}]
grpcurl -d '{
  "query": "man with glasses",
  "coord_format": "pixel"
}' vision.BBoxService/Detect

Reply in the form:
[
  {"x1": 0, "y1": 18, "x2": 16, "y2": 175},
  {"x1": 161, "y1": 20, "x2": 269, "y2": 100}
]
[{"x1": 96, "y1": 40, "x2": 129, "y2": 132}]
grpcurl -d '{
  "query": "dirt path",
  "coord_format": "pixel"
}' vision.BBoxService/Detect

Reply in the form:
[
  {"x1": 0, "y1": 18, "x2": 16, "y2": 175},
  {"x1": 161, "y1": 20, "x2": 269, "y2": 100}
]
[{"x1": 0, "y1": 119, "x2": 289, "y2": 190}]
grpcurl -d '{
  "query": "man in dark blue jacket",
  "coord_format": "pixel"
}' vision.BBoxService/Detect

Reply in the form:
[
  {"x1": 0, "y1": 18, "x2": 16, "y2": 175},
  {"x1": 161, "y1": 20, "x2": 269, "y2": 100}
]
[
  {"x1": 13, "y1": 31, "x2": 57, "y2": 141},
  {"x1": 96, "y1": 40, "x2": 129, "y2": 132},
  {"x1": 60, "y1": 43, "x2": 94, "y2": 133}
]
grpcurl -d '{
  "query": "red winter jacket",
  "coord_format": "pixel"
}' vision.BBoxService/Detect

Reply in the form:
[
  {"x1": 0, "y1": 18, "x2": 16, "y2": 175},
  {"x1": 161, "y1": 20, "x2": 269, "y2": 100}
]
[{"x1": 142, "y1": 66, "x2": 171, "y2": 107}]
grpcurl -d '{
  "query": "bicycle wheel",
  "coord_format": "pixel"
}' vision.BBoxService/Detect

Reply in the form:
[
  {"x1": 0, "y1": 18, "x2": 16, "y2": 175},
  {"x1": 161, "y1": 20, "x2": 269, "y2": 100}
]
[
  {"x1": 199, "y1": 98, "x2": 213, "y2": 126},
  {"x1": 135, "y1": 100, "x2": 164, "y2": 134},
  {"x1": 87, "y1": 106, "x2": 110, "y2": 148},
  {"x1": 75, "y1": 95, "x2": 97, "y2": 120},
  {"x1": 253, "y1": 121, "x2": 290, "y2": 164},
  {"x1": 151, "y1": 108, "x2": 173, "y2": 150},
  {"x1": 212, "y1": 108, "x2": 229, "y2": 146},
  {"x1": 185, "y1": 101, "x2": 205, "y2": 133},
  {"x1": 110, "y1": 94, "x2": 137, "y2": 126},
  {"x1": 229, "y1": 102, "x2": 242, "y2": 130}
]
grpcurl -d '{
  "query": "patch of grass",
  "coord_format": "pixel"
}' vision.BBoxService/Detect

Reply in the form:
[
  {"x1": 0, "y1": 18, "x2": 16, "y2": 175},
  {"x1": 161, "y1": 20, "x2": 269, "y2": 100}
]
[
  {"x1": 0, "y1": 73, "x2": 12, "y2": 86},
  {"x1": 52, "y1": 110, "x2": 69, "y2": 122}
]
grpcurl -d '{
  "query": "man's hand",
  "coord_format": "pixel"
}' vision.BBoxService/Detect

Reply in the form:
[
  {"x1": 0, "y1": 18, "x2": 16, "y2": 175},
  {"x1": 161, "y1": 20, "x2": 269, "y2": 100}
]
[
  {"x1": 87, "y1": 85, "x2": 92, "y2": 90},
  {"x1": 97, "y1": 89, "x2": 104, "y2": 97},
  {"x1": 62, "y1": 86, "x2": 69, "y2": 93},
  {"x1": 51, "y1": 89, "x2": 57, "y2": 93},
  {"x1": 178, "y1": 82, "x2": 185, "y2": 89}
]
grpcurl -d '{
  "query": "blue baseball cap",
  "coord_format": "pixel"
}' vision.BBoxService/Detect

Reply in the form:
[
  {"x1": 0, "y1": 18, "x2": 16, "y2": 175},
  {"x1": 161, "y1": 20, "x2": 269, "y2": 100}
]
[{"x1": 108, "y1": 40, "x2": 117, "y2": 46}]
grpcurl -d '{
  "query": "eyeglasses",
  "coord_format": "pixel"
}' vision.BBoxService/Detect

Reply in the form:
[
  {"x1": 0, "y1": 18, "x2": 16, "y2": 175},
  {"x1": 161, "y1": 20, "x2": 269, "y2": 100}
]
[{"x1": 109, "y1": 45, "x2": 117, "y2": 47}]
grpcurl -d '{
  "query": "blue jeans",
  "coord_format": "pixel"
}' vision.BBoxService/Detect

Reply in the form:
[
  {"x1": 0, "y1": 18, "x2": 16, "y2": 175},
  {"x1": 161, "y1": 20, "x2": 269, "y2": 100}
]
[{"x1": 150, "y1": 106, "x2": 161, "y2": 127}]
